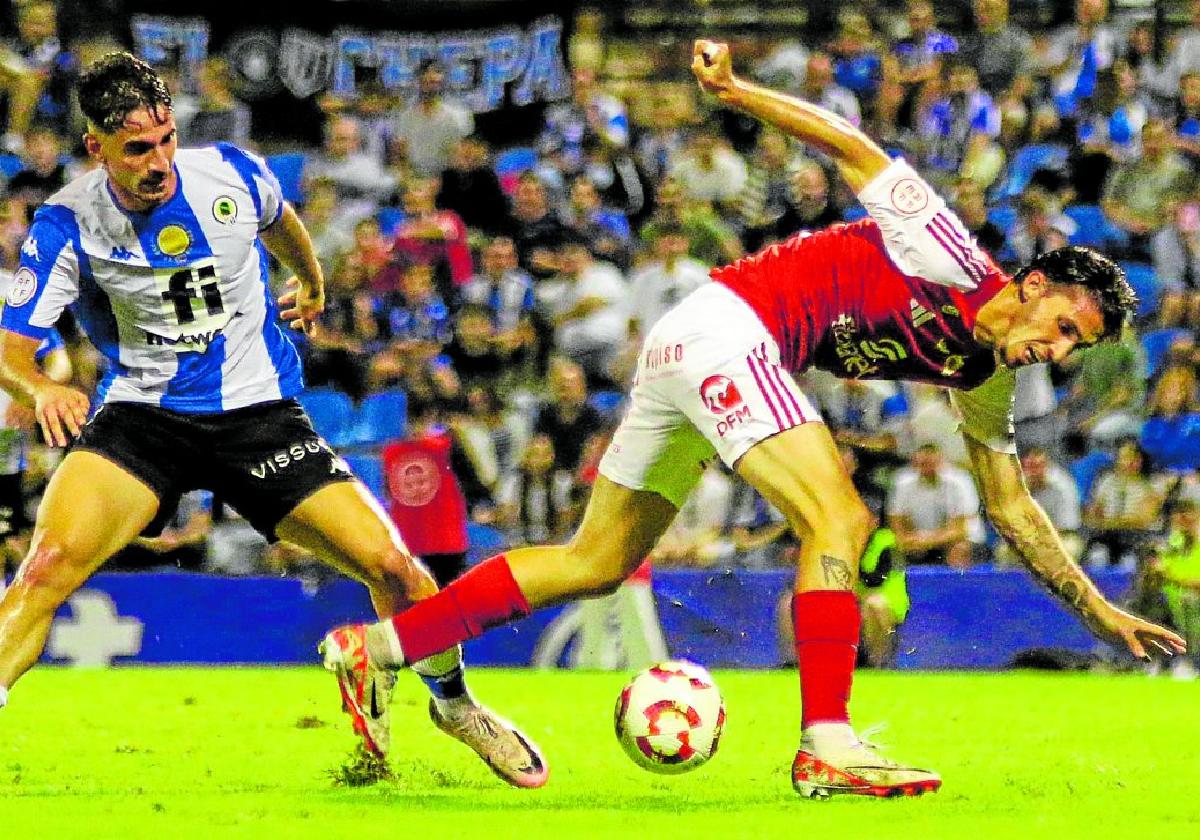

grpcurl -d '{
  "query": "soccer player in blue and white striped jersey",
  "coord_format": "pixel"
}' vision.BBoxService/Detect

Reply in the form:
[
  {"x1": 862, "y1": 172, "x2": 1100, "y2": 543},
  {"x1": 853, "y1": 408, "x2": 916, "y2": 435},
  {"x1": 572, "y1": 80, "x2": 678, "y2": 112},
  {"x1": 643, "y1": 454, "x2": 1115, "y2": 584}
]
[{"x1": 0, "y1": 52, "x2": 546, "y2": 788}]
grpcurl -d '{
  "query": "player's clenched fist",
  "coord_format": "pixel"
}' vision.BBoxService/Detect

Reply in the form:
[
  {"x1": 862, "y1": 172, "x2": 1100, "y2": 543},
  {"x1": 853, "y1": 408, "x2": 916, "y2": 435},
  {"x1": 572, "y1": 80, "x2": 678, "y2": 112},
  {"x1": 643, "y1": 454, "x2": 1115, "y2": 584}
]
[
  {"x1": 32, "y1": 383, "x2": 90, "y2": 448},
  {"x1": 691, "y1": 40, "x2": 736, "y2": 98}
]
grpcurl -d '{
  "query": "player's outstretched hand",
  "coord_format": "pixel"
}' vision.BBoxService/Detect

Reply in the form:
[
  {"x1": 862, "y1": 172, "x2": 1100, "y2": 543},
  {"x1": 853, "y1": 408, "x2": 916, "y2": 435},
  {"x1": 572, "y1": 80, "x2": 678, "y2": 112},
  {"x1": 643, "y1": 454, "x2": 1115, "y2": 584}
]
[
  {"x1": 1093, "y1": 604, "x2": 1187, "y2": 661},
  {"x1": 32, "y1": 383, "x2": 90, "y2": 448},
  {"x1": 691, "y1": 40, "x2": 736, "y2": 98},
  {"x1": 277, "y1": 277, "x2": 324, "y2": 337}
]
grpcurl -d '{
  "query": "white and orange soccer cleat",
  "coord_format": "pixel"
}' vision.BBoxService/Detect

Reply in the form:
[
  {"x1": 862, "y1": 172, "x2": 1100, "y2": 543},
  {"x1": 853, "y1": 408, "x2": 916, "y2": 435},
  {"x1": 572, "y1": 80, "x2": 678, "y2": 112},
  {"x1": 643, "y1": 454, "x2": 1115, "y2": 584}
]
[
  {"x1": 320, "y1": 623, "x2": 395, "y2": 758},
  {"x1": 791, "y1": 739, "x2": 942, "y2": 799},
  {"x1": 429, "y1": 700, "x2": 549, "y2": 789}
]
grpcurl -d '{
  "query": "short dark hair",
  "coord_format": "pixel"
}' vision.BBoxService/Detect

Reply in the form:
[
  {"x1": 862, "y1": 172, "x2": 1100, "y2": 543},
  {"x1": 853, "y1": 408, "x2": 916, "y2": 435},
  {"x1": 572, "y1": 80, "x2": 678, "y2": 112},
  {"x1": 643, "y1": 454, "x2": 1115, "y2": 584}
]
[
  {"x1": 1012, "y1": 246, "x2": 1136, "y2": 339},
  {"x1": 78, "y1": 52, "x2": 172, "y2": 134}
]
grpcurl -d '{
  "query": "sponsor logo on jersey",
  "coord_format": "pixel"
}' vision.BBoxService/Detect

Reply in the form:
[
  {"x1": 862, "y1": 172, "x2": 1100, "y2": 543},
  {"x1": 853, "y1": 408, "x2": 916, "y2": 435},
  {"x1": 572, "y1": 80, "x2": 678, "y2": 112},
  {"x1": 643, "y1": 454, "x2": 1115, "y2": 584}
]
[
  {"x1": 909, "y1": 298, "x2": 935, "y2": 328},
  {"x1": 890, "y1": 178, "x2": 929, "y2": 216},
  {"x1": 144, "y1": 327, "x2": 226, "y2": 347},
  {"x1": 699, "y1": 375, "x2": 743, "y2": 414},
  {"x1": 212, "y1": 196, "x2": 238, "y2": 224},
  {"x1": 392, "y1": 453, "x2": 441, "y2": 506},
  {"x1": 156, "y1": 225, "x2": 191, "y2": 257},
  {"x1": 20, "y1": 236, "x2": 38, "y2": 261},
  {"x1": 831, "y1": 314, "x2": 878, "y2": 378},
  {"x1": 109, "y1": 246, "x2": 135, "y2": 261},
  {"x1": 5, "y1": 267, "x2": 37, "y2": 307}
]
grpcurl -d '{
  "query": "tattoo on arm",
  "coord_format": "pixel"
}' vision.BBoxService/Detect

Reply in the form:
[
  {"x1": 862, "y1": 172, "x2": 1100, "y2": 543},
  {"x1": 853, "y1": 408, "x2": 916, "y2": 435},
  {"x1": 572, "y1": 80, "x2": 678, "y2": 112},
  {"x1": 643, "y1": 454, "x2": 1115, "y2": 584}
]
[
  {"x1": 820, "y1": 554, "x2": 854, "y2": 589},
  {"x1": 998, "y1": 504, "x2": 1100, "y2": 618}
]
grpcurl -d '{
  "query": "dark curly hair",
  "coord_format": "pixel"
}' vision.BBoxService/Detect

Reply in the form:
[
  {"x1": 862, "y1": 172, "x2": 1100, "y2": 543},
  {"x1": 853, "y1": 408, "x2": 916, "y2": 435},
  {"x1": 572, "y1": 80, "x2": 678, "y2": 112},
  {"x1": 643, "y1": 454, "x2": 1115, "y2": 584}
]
[
  {"x1": 1012, "y1": 246, "x2": 1136, "y2": 339},
  {"x1": 78, "y1": 52, "x2": 172, "y2": 134}
]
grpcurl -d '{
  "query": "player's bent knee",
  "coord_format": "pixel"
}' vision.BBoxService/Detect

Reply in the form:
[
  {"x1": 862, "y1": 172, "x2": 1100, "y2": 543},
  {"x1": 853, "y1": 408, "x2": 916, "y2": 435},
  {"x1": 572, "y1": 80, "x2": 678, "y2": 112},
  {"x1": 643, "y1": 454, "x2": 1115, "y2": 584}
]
[
  {"x1": 365, "y1": 547, "x2": 437, "y2": 599},
  {"x1": 561, "y1": 542, "x2": 635, "y2": 598}
]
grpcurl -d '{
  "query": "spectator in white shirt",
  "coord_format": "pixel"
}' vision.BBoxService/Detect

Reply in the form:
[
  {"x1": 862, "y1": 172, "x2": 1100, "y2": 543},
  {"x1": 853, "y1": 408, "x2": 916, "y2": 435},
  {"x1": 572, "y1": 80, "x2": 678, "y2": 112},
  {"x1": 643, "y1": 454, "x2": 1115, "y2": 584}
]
[
  {"x1": 627, "y1": 222, "x2": 710, "y2": 339},
  {"x1": 801, "y1": 51, "x2": 861, "y2": 128},
  {"x1": 540, "y1": 237, "x2": 629, "y2": 384},
  {"x1": 668, "y1": 131, "x2": 748, "y2": 208},
  {"x1": 389, "y1": 58, "x2": 474, "y2": 177},
  {"x1": 996, "y1": 446, "x2": 1083, "y2": 565},
  {"x1": 887, "y1": 443, "x2": 986, "y2": 568}
]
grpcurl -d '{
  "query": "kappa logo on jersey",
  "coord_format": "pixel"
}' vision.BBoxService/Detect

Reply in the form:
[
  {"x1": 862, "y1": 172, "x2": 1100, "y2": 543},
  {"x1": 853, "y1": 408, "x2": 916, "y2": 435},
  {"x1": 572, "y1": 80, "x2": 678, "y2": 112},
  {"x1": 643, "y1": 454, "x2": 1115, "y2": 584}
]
[
  {"x1": 5, "y1": 267, "x2": 37, "y2": 307},
  {"x1": 156, "y1": 225, "x2": 191, "y2": 257},
  {"x1": 700, "y1": 375, "x2": 743, "y2": 414},
  {"x1": 391, "y1": 453, "x2": 441, "y2": 506},
  {"x1": 20, "y1": 236, "x2": 38, "y2": 261},
  {"x1": 212, "y1": 196, "x2": 238, "y2": 224},
  {"x1": 890, "y1": 178, "x2": 929, "y2": 216},
  {"x1": 109, "y1": 246, "x2": 135, "y2": 261}
]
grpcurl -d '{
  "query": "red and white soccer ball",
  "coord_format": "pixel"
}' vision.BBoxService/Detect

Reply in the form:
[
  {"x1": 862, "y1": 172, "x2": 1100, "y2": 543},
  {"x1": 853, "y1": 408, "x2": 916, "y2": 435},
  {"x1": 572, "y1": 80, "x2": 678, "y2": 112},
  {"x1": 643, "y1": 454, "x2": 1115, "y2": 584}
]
[{"x1": 614, "y1": 660, "x2": 726, "y2": 774}]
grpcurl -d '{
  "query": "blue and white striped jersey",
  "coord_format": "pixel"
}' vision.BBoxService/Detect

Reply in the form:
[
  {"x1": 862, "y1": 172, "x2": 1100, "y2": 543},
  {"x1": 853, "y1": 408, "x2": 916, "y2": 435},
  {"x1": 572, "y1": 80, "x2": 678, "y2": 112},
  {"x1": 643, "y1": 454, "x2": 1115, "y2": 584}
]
[{"x1": 0, "y1": 143, "x2": 304, "y2": 413}]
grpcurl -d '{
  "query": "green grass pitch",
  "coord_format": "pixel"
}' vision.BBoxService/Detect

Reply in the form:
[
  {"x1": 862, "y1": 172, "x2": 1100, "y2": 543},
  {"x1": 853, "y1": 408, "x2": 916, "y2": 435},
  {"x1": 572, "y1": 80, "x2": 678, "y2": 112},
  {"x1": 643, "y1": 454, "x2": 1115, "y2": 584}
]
[{"x1": 1, "y1": 668, "x2": 1197, "y2": 839}]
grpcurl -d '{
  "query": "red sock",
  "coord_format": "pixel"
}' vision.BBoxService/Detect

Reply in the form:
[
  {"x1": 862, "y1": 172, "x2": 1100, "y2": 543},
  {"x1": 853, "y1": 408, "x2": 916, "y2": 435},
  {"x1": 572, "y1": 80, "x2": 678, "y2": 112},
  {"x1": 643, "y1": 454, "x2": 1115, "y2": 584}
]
[
  {"x1": 793, "y1": 590, "x2": 860, "y2": 728},
  {"x1": 391, "y1": 555, "x2": 531, "y2": 664}
]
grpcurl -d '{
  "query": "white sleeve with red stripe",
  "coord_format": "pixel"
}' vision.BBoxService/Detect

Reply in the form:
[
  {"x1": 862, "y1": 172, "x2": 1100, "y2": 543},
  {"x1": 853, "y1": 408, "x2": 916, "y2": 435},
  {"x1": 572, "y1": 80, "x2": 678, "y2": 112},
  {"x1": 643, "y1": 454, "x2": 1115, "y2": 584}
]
[
  {"x1": 948, "y1": 366, "x2": 1018, "y2": 455},
  {"x1": 856, "y1": 158, "x2": 988, "y2": 291}
]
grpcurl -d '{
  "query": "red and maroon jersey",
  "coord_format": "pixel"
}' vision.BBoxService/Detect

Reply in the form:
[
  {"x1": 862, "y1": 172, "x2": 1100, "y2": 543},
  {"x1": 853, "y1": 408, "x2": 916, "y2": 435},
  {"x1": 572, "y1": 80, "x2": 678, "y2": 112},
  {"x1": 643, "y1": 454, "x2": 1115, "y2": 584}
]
[
  {"x1": 383, "y1": 433, "x2": 469, "y2": 555},
  {"x1": 713, "y1": 158, "x2": 1010, "y2": 390}
]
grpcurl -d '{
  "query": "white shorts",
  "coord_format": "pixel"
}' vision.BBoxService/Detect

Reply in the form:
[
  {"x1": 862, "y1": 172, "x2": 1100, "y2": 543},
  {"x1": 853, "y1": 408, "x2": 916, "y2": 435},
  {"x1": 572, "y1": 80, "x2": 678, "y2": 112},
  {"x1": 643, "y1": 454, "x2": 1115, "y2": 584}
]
[{"x1": 598, "y1": 283, "x2": 820, "y2": 507}]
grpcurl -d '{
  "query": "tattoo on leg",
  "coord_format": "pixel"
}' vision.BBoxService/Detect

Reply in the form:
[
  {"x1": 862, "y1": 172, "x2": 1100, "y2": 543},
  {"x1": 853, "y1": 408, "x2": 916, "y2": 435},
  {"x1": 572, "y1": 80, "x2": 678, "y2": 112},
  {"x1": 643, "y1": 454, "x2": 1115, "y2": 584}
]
[{"x1": 820, "y1": 555, "x2": 853, "y2": 588}]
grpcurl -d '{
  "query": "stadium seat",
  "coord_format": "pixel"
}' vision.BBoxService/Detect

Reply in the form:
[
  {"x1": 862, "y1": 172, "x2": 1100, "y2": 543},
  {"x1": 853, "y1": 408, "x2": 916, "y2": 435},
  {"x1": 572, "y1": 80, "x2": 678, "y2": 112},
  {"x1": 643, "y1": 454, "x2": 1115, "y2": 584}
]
[
  {"x1": 0, "y1": 154, "x2": 22, "y2": 179},
  {"x1": 296, "y1": 387, "x2": 354, "y2": 447},
  {"x1": 376, "y1": 207, "x2": 406, "y2": 237},
  {"x1": 343, "y1": 453, "x2": 387, "y2": 503},
  {"x1": 986, "y1": 205, "x2": 1018, "y2": 236},
  {"x1": 1141, "y1": 327, "x2": 1191, "y2": 379},
  {"x1": 991, "y1": 144, "x2": 1069, "y2": 203},
  {"x1": 467, "y1": 522, "x2": 507, "y2": 553},
  {"x1": 1069, "y1": 450, "x2": 1114, "y2": 499},
  {"x1": 494, "y1": 146, "x2": 537, "y2": 178},
  {"x1": 588, "y1": 390, "x2": 624, "y2": 419},
  {"x1": 1118, "y1": 261, "x2": 1159, "y2": 320},
  {"x1": 350, "y1": 388, "x2": 407, "y2": 446},
  {"x1": 880, "y1": 391, "x2": 909, "y2": 420},
  {"x1": 1063, "y1": 204, "x2": 1127, "y2": 252},
  {"x1": 1141, "y1": 414, "x2": 1200, "y2": 471},
  {"x1": 265, "y1": 153, "x2": 307, "y2": 205}
]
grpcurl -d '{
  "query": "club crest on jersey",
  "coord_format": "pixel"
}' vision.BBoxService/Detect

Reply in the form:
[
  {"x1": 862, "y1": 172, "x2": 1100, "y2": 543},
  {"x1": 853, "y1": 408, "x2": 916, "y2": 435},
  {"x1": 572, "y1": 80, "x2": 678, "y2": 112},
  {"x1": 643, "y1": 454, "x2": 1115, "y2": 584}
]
[
  {"x1": 156, "y1": 225, "x2": 191, "y2": 257},
  {"x1": 5, "y1": 267, "x2": 36, "y2": 307},
  {"x1": 212, "y1": 196, "x2": 238, "y2": 225},
  {"x1": 890, "y1": 178, "x2": 929, "y2": 216},
  {"x1": 20, "y1": 236, "x2": 38, "y2": 261}
]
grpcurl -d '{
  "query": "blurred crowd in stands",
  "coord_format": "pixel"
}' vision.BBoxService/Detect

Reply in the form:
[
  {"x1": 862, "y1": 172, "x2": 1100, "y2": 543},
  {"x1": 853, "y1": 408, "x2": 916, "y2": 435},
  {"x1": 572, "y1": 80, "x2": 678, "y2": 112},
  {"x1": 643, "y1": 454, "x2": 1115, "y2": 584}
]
[{"x1": 0, "y1": 0, "x2": 1199, "y2": 669}]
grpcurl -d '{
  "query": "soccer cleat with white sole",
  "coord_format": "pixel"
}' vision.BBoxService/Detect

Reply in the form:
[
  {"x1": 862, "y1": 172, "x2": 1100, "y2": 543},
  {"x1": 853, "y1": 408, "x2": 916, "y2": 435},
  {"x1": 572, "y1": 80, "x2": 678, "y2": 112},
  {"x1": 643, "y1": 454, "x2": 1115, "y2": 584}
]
[
  {"x1": 792, "y1": 740, "x2": 941, "y2": 799},
  {"x1": 430, "y1": 700, "x2": 549, "y2": 789},
  {"x1": 319, "y1": 624, "x2": 396, "y2": 758}
]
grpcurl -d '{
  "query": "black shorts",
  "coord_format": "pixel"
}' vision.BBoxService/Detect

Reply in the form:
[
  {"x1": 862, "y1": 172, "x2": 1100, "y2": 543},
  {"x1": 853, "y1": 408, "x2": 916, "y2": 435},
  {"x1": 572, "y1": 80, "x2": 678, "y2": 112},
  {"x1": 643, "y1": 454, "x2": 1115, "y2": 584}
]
[{"x1": 73, "y1": 399, "x2": 354, "y2": 540}]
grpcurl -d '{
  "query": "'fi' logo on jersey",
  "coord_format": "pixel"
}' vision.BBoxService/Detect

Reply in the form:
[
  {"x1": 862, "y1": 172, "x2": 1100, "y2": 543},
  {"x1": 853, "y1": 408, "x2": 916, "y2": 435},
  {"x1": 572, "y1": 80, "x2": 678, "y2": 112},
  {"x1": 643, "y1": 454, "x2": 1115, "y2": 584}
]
[
  {"x1": 156, "y1": 225, "x2": 191, "y2": 257},
  {"x1": 212, "y1": 196, "x2": 238, "y2": 225}
]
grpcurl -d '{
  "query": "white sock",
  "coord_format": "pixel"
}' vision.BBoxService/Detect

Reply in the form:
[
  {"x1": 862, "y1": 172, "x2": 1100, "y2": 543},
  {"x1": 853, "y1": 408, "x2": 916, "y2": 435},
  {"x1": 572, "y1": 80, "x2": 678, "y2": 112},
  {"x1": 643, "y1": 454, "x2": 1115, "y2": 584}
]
[
  {"x1": 364, "y1": 619, "x2": 405, "y2": 667},
  {"x1": 0, "y1": 685, "x2": 8, "y2": 708},
  {"x1": 801, "y1": 722, "x2": 857, "y2": 755},
  {"x1": 411, "y1": 645, "x2": 474, "y2": 720}
]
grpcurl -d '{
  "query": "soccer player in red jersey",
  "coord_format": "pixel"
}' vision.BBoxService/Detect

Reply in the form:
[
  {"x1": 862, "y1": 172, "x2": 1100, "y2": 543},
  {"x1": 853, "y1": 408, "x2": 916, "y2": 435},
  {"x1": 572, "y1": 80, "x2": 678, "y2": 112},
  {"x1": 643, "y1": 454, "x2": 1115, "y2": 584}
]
[{"x1": 321, "y1": 41, "x2": 1186, "y2": 798}]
